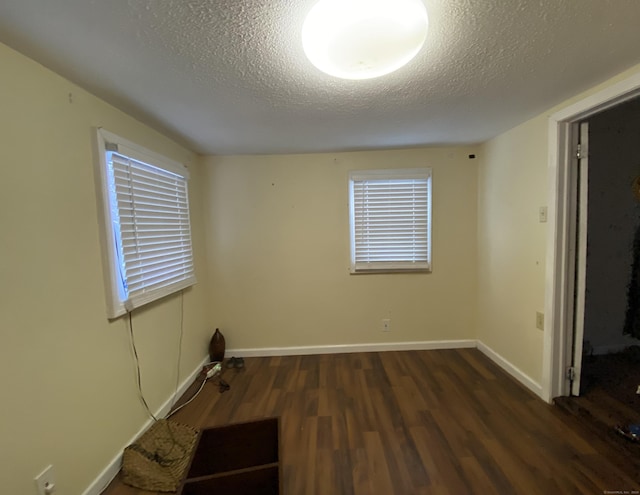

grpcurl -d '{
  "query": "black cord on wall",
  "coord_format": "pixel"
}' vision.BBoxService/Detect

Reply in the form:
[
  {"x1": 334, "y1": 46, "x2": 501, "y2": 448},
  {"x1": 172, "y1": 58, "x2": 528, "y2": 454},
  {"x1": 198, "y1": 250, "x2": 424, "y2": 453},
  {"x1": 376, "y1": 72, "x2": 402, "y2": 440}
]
[{"x1": 127, "y1": 310, "x2": 158, "y2": 421}]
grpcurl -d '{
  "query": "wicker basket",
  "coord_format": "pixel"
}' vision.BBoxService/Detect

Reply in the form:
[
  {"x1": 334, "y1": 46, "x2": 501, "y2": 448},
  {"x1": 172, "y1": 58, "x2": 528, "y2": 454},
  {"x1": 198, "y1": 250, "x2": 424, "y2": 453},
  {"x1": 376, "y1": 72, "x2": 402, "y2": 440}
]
[{"x1": 122, "y1": 419, "x2": 199, "y2": 492}]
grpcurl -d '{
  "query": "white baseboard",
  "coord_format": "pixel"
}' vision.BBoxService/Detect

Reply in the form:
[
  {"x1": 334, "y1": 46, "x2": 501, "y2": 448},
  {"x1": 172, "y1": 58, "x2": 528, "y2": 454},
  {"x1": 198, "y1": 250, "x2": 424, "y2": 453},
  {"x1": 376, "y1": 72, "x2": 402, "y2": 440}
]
[
  {"x1": 81, "y1": 355, "x2": 209, "y2": 495},
  {"x1": 476, "y1": 341, "x2": 543, "y2": 398},
  {"x1": 227, "y1": 339, "x2": 477, "y2": 358}
]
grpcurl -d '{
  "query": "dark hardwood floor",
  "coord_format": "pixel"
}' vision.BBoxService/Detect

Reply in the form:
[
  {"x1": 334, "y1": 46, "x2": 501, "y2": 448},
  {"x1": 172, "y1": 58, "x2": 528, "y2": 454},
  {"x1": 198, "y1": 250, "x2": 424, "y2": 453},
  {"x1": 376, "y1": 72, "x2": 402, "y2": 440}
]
[
  {"x1": 102, "y1": 349, "x2": 639, "y2": 494},
  {"x1": 554, "y1": 349, "x2": 640, "y2": 476}
]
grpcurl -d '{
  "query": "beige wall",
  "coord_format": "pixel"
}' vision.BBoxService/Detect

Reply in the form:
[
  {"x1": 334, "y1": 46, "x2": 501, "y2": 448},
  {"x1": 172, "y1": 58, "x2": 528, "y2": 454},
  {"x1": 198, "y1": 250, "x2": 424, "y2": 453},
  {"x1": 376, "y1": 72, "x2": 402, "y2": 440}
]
[
  {"x1": 477, "y1": 117, "x2": 548, "y2": 384},
  {"x1": 0, "y1": 43, "x2": 210, "y2": 494},
  {"x1": 203, "y1": 148, "x2": 478, "y2": 350}
]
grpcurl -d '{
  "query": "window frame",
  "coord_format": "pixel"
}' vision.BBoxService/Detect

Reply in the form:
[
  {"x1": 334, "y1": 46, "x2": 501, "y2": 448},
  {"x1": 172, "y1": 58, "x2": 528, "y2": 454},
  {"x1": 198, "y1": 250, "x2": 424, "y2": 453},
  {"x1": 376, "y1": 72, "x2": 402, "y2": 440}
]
[
  {"x1": 94, "y1": 128, "x2": 196, "y2": 319},
  {"x1": 348, "y1": 168, "x2": 432, "y2": 274}
]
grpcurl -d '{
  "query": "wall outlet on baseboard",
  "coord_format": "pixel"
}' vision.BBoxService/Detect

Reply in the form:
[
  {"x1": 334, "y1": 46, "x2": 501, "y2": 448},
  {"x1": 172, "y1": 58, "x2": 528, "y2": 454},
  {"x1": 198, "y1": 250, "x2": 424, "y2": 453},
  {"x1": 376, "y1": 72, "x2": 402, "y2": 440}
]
[
  {"x1": 536, "y1": 312, "x2": 544, "y2": 331},
  {"x1": 382, "y1": 319, "x2": 391, "y2": 332}
]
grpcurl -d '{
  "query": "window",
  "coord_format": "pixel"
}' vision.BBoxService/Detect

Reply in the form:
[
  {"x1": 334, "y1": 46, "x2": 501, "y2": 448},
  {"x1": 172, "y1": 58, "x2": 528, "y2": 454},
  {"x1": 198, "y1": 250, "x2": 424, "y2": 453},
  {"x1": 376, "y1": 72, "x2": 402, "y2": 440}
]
[
  {"x1": 349, "y1": 168, "x2": 432, "y2": 273},
  {"x1": 94, "y1": 129, "x2": 196, "y2": 319}
]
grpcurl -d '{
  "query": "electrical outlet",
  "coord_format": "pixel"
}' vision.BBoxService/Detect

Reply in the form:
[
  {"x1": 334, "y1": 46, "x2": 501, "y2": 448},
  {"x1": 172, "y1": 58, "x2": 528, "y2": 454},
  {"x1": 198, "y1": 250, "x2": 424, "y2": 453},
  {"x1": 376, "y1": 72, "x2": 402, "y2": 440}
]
[
  {"x1": 382, "y1": 319, "x2": 391, "y2": 332},
  {"x1": 536, "y1": 312, "x2": 544, "y2": 331},
  {"x1": 35, "y1": 465, "x2": 56, "y2": 495}
]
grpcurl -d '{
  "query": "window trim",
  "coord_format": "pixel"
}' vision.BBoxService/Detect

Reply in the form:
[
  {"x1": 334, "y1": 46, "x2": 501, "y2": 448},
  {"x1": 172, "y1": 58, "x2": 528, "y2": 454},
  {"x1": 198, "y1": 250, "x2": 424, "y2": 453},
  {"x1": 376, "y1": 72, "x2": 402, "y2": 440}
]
[
  {"x1": 93, "y1": 128, "x2": 196, "y2": 319},
  {"x1": 348, "y1": 168, "x2": 432, "y2": 274}
]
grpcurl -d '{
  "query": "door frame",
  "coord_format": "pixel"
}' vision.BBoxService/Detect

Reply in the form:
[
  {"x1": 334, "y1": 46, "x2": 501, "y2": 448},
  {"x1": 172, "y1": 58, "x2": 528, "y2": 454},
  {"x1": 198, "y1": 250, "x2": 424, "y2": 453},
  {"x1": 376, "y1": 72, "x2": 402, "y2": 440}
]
[
  {"x1": 542, "y1": 71, "x2": 640, "y2": 402},
  {"x1": 570, "y1": 121, "x2": 589, "y2": 396}
]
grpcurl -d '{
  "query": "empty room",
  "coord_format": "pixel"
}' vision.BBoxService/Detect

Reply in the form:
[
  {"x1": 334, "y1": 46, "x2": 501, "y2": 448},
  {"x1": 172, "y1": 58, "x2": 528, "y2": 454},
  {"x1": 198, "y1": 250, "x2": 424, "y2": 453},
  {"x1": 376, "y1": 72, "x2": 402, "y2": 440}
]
[{"x1": 2, "y1": 1, "x2": 640, "y2": 494}]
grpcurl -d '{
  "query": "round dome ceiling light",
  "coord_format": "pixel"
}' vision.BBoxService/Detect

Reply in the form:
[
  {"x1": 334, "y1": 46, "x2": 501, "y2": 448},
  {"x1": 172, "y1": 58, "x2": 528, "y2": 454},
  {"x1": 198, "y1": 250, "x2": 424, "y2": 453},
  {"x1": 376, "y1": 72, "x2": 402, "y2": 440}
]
[{"x1": 302, "y1": 0, "x2": 429, "y2": 80}]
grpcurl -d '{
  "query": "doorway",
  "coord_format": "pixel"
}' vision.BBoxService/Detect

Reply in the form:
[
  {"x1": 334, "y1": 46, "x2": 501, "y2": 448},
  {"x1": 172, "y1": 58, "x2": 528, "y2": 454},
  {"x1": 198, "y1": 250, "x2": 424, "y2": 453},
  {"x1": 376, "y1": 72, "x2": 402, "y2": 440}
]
[
  {"x1": 575, "y1": 97, "x2": 640, "y2": 401},
  {"x1": 544, "y1": 76, "x2": 640, "y2": 463},
  {"x1": 542, "y1": 71, "x2": 640, "y2": 403}
]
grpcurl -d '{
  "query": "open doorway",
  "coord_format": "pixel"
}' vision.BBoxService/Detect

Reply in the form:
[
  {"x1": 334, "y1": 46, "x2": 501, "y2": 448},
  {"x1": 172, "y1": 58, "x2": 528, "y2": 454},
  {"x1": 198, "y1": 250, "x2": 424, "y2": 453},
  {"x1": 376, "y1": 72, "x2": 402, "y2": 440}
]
[
  {"x1": 556, "y1": 97, "x2": 640, "y2": 439},
  {"x1": 578, "y1": 96, "x2": 640, "y2": 403},
  {"x1": 547, "y1": 87, "x2": 640, "y2": 459},
  {"x1": 543, "y1": 72, "x2": 640, "y2": 404}
]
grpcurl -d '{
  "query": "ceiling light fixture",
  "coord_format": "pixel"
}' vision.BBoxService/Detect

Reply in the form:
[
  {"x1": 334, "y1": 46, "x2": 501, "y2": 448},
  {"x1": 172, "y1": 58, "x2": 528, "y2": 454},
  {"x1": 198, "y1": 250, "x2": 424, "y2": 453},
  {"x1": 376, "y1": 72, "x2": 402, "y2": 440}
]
[{"x1": 302, "y1": 0, "x2": 429, "y2": 80}]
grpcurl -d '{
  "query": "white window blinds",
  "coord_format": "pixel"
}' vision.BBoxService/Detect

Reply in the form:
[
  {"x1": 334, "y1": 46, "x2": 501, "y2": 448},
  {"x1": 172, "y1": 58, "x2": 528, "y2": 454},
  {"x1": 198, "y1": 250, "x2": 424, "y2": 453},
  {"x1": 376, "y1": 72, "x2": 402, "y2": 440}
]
[
  {"x1": 349, "y1": 169, "x2": 432, "y2": 273},
  {"x1": 95, "y1": 129, "x2": 196, "y2": 318}
]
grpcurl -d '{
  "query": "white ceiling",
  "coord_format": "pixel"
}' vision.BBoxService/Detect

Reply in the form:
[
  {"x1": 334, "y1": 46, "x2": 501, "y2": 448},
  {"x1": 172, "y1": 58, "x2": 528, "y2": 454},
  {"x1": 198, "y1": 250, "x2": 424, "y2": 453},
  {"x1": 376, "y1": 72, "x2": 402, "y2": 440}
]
[{"x1": 1, "y1": 0, "x2": 640, "y2": 155}]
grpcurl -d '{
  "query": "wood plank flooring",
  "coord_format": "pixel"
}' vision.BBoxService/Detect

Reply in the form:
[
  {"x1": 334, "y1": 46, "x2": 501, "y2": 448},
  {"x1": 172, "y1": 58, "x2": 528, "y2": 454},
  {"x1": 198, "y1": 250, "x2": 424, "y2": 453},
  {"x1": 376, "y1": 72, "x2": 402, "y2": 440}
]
[
  {"x1": 102, "y1": 349, "x2": 640, "y2": 495},
  {"x1": 554, "y1": 350, "x2": 640, "y2": 476}
]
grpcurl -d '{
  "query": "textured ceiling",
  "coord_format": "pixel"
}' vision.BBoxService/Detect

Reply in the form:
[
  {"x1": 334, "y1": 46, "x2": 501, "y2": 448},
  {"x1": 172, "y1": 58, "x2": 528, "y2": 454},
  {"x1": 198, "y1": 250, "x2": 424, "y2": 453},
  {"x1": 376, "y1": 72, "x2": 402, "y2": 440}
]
[{"x1": 1, "y1": 0, "x2": 640, "y2": 155}]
